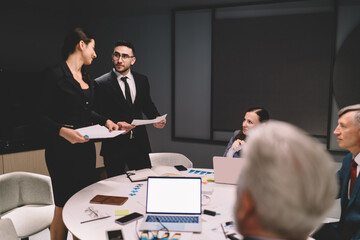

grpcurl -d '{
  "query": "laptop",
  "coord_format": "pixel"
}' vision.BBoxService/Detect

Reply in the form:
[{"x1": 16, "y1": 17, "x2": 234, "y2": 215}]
[
  {"x1": 139, "y1": 177, "x2": 202, "y2": 232},
  {"x1": 213, "y1": 156, "x2": 247, "y2": 185}
]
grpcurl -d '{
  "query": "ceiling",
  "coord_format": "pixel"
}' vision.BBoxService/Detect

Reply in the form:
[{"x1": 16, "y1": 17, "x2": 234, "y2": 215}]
[{"x1": 2, "y1": 0, "x2": 272, "y2": 16}]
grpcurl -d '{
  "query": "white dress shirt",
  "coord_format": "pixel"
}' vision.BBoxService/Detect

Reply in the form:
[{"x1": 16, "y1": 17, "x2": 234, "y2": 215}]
[
  {"x1": 354, "y1": 153, "x2": 360, "y2": 177},
  {"x1": 113, "y1": 69, "x2": 136, "y2": 104}
]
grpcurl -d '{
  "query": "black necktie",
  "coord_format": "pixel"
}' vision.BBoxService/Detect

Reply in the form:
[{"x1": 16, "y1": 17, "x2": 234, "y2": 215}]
[{"x1": 120, "y1": 76, "x2": 132, "y2": 106}]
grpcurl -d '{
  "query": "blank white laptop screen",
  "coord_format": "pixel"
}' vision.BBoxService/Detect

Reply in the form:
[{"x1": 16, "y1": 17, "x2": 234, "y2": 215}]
[{"x1": 146, "y1": 177, "x2": 202, "y2": 214}]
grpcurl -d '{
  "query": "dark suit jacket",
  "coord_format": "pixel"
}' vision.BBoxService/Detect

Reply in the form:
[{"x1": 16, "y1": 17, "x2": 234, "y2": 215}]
[
  {"x1": 94, "y1": 70, "x2": 160, "y2": 156},
  {"x1": 37, "y1": 61, "x2": 107, "y2": 142},
  {"x1": 36, "y1": 62, "x2": 108, "y2": 206},
  {"x1": 337, "y1": 152, "x2": 360, "y2": 239}
]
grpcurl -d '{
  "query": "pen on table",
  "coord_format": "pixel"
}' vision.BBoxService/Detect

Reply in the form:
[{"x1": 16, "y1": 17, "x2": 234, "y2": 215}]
[{"x1": 80, "y1": 216, "x2": 110, "y2": 224}]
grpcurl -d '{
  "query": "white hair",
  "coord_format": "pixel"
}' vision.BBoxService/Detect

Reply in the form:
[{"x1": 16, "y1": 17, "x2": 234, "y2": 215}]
[
  {"x1": 338, "y1": 104, "x2": 360, "y2": 129},
  {"x1": 238, "y1": 120, "x2": 338, "y2": 239}
]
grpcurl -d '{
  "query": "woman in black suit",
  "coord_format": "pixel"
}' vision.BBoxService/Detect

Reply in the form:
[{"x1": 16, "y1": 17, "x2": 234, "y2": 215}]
[{"x1": 37, "y1": 28, "x2": 123, "y2": 240}]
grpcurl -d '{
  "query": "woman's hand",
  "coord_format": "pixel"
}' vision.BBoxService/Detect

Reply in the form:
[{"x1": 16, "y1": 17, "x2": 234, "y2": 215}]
[
  {"x1": 226, "y1": 139, "x2": 245, "y2": 157},
  {"x1": 105, "y1": 120, "x2": 119, "y2": 132},
  {"x1": 231, "y1": 139, "x2": 244, "y2": 152},
  {"x1": 59, "y1": 127, "x2": 89, "y2": 144},
  {"x1": 117, "y1": 121, "x2": 135, "y2": 134}
]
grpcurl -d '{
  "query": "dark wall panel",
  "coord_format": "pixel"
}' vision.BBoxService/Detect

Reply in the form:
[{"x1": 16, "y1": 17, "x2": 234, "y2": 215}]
[{"x1": 212, "y1": 12, "x2": 333, "y2": 136}]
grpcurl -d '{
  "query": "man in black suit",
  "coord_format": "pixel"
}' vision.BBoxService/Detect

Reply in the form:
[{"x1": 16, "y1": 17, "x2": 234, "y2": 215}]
[
  {"x1": 235, "y1": 121, "x2": 338, "y2": 240},
  {"x1": 94, "y1": 40, "x2": 166, "y2": 177}
]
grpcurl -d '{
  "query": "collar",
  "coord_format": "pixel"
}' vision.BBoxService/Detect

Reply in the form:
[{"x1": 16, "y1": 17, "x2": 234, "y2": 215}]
[
  {"x1": 112, "y1": 68, "x2": 133, "y2": 81},
  {"x1": 354, "y1": 153, "x2": 360, "y2": 165}
]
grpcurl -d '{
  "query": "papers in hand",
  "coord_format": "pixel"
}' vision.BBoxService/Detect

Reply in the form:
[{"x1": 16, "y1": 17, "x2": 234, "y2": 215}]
[
  {"x1": 131, "y1": 114, "x2": 167, "y2": 126},
  {"x1": 75, "y1": 124, "x2": 125, "y2": 139}
]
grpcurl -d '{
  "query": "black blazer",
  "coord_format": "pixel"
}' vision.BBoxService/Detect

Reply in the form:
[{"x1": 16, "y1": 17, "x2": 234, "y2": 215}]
[
  {"x1": 94, "y1": 70, "x2": 160, "y2": 155},
  {"x1": 37, "y1": 62, "x2": 107, "y2": 144}
]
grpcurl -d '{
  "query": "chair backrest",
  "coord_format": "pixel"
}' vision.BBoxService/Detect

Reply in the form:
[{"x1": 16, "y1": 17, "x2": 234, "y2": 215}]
[
  {"x1": 0, "y1": 172, "x2": 54, "y2": 215},
  {"x1": 0, "y1": 219, "x2": 18, "y2": 240},
  {"x1": 149, "y1": 152, "x2": 193, "y2": 168}
]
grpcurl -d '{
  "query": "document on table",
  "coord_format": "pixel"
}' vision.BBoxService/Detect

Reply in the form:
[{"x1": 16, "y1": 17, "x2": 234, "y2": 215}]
[
  {"x1": 75, "y1": 124, "x2": 125, "y2": 139},
  {"x1": 131, "y1": 114, "x2": 167, "y2": 126}
]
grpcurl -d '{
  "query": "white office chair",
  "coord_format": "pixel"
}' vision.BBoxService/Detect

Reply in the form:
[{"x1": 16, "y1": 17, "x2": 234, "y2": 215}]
[
  {"x1": 325, "y1": 161, "x2": 342, "y2": 220},
  {"x1": 0, "y1": 172, "x2": 55, "y2": 240},
  {"x1": 0, "y1": 218, "x2": 18, "y2": 240},
  {"x1": 149, "y1": 152, "x2": 193, "y2": 168}
]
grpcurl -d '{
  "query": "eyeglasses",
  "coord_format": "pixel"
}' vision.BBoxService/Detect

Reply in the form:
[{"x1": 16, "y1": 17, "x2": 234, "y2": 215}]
[
  {"x1": 85, "y1": 207, "x2": 99, "y2": 218},
  {"x1": 112, "y1": 52, "x2": 134, "y2": 60}
]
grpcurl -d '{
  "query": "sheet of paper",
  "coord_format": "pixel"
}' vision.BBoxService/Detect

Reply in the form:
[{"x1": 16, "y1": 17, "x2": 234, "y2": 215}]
[
  {"x1": 131, "y1": 114, "x2": 167, "y2": 126},
  {"x1": 75, "y1": 124, "x2": 125, "y2": 139}
]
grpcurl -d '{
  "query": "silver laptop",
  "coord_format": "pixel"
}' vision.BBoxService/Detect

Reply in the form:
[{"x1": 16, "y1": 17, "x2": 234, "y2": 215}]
[
  {"x1": 213, "y1": 156, "x2": 247, "y2": 185},
  {"x1": 139, "y1": 177, "x2": 202, "y2": 232}
]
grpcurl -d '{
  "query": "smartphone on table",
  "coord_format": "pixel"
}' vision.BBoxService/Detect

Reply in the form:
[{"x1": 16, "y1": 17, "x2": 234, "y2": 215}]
[
  {"x1": 174, "y1": 165, "x2": 187, "y2": 171},
  {"x1": 115, "y1": 212, "x2": 143, "y2": 225},
  {"x1": 106, "y1": 229, "x2": 124, "y2": 240}
]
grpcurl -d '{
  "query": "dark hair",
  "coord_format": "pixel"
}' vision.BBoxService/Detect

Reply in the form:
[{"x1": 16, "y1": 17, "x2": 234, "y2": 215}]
[
  {"x1": 61, "y1": 27, "x2": 95, "y2": 60},
  {"x1": 114, "y1": 40, "x2": 135, "y2": 55},
  {"x1": 246, "y1": 107, "x2": 270, "y2": 122},
  {"x1": 235, "y1": 107, "x2": 270, "y2": 141}
]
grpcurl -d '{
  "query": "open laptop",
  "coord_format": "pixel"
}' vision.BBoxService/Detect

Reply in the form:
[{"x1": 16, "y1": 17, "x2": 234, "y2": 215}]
[
  {"x1": 139, "y1": 177, "x2": 202, "y2": 232},
  {"x1": 213, "y1": 156, "x2": 247, "y2": 185}
]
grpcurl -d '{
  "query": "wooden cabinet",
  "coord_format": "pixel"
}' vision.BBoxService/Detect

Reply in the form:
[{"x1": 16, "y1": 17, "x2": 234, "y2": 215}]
[
  {"x1": 0, "y1": 142, "x2": 104, "y2": 175},
  {"x1": 2, "y1": 149, "x2": 49, "y2": 175},
  {"x1": 0, "y1": 155, "x2": 3, "y2": 174}
]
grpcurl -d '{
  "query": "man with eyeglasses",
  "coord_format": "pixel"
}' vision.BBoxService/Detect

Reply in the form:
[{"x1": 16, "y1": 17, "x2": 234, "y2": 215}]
[{"x1": 94, "y1": 40, "x2": 166, "y2": 178}]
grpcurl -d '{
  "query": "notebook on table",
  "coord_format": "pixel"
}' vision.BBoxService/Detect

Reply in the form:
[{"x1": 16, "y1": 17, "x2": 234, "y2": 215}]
[
  {"x1": 213, "y1": 156, "x2": 247, "y2": 185},
  {"x1": 139, "y1": 177, "x2": 202, "y2": 232}
]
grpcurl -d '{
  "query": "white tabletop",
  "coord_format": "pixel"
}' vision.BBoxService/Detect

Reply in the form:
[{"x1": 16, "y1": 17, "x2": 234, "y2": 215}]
[{"x1": 63, "y1": 168, "x2": 238, "y2": 240}]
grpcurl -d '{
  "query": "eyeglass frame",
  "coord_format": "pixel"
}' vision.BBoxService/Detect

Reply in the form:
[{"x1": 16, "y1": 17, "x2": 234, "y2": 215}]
[
  {"x1": 85, "y1": 206, "x2": 99, "y2": 218},
  {"x1": 112, "y1": 52, "x2": 135, "y2": 60}
]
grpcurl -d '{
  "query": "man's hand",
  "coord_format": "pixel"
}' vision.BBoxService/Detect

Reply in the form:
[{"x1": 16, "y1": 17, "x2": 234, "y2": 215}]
[
  {"x1": 153, "y1": 117, "x2": 166, "y2": 129},
  {"x1": 59, "y1": 127, "x2": 89, "y2": 144},
  {"x1": 117, "y1": 121, "x2": 135, "y2": 134},
  {"x1": 105, "y1": 120, "x2": 119, "y2": 132}
]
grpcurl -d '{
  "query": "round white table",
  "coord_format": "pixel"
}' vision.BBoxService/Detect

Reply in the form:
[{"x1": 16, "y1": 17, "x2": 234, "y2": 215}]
[{"x1": 63, "y1": 168, "x2": 238, "y2": 240}]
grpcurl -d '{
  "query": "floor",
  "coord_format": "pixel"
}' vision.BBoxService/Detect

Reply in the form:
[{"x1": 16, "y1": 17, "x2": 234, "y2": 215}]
[{"x1": 29, "y1": 229, "x2": 73, "y2": 240}]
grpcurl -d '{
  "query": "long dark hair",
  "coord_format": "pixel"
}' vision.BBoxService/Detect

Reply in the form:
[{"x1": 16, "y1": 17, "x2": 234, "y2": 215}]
[
  {"x1": 61, "y1": 27, "x2": 94, "y2": 60},
  {"x1": 235, "y1": 107, "x2": 270, "y2": 141},
  {"x1": 61, "y1": 27, "x2": 94, "y2": 83}
]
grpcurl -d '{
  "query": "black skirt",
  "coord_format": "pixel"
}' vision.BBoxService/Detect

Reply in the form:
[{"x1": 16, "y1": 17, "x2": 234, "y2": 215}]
[{"x1": 45, "y1": 137, "x2": 97, "y2": 207}]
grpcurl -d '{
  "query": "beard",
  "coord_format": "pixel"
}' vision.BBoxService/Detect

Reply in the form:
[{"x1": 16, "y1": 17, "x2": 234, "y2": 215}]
[{"x1": 114, "y1": 64, "x2": 130, "y2": 75}]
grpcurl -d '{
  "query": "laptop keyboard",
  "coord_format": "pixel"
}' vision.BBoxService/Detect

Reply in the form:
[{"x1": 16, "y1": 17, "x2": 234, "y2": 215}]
[{"x1": 146, "y1": 215, "x2": 199, "y2": 223}]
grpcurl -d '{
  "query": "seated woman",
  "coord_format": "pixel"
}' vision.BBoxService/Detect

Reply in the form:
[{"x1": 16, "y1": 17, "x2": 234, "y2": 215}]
[{"x1": 224, "y1": 107, "x2": 269, "y2": 158}]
